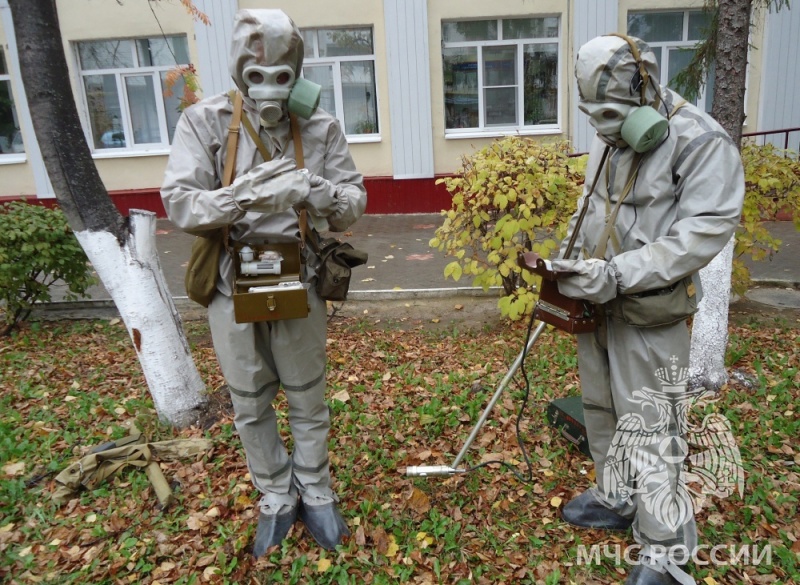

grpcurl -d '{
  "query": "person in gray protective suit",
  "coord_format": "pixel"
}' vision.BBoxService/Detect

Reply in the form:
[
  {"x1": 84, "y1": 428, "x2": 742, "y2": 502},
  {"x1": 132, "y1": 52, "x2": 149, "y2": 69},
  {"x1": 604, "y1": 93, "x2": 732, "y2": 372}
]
[
  {"x1": 551, "y1": 35, "x2": 744, "y2": 585},
  {"x1": 161, "y1": 9, "x2": 366, "y2": 554}
]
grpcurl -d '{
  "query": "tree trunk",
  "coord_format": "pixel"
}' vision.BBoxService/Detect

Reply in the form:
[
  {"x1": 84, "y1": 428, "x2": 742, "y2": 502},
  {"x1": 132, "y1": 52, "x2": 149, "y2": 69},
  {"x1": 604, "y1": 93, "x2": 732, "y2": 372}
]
[
  {"x1": 711, "y1": 0, "x2": 752, "y2": 148},
  {"x1": 9, "y1": 0, "x2": 207, "y2": 427},
  {"x1": 689, "y1": 0, "x2": 752, "y2": 390}
]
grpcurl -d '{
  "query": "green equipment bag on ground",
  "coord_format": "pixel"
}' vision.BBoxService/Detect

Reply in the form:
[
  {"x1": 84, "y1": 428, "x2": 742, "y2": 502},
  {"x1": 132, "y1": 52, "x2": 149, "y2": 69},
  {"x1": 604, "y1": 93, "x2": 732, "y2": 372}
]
[{"x1": 546, "y1": 396, "x2": 592, "y2": 458}]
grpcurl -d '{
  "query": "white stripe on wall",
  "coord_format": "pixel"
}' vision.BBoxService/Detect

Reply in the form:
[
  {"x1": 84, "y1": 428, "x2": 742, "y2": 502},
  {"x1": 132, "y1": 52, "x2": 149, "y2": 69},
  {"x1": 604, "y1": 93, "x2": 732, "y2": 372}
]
[
  {"x1": 384, "y1": 0, "x2": 434, "y2": 179},
  {"x1": 759, "y1": 4, "x2": 800, "y2": 151},
  {"x1": 572, "y1": 0, "x2": 618, "y2": 153},
  {"x1": 193, "y1": 0, "x2": 238, "y2": 99}
]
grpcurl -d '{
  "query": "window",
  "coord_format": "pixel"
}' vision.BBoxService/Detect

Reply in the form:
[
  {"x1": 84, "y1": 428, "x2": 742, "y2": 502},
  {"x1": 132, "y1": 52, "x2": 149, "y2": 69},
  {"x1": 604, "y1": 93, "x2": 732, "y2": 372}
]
[
  {"x1": 76, "y1": 36, "x2": 189, "y2": 152},
  {"x1": 300, "y1": 27, "x2": 378, "y2": 138},
  {"x1": 442, "y1": 17, "x2": 560, "y2": 133},
  {"x1": 0, "y1": 47, "x2": 24, "y2": 156},
  {"x1": 628, "y1": 10, "x2": 714, "y2": 113}
]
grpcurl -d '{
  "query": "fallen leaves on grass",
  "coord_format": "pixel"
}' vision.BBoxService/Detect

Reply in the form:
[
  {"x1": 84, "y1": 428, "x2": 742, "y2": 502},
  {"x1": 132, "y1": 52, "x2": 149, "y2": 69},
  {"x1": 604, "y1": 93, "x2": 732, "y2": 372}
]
[{"x1": 0, "y1": 316, "x2": 797, "y2": 584}]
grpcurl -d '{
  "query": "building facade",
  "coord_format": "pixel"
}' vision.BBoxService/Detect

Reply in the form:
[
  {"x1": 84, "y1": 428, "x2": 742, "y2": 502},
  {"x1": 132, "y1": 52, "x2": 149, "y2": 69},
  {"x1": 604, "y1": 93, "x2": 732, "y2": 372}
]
[{"x1": 1, "y1": 0, "x2": 798, "y2": 215}]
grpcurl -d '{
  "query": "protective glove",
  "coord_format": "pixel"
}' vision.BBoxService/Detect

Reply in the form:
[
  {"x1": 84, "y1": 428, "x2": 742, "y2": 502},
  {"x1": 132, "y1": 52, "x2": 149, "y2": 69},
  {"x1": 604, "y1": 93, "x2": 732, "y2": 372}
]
[
  {"x1": 550, "y1": 258, "x2": 619, "y2": 304},
  {"x1": 294, "y1": 172, "x2": 340, "y2": 217},
  {"x1": 232, "y1": 158, "x2": 310, "y2": 214}
]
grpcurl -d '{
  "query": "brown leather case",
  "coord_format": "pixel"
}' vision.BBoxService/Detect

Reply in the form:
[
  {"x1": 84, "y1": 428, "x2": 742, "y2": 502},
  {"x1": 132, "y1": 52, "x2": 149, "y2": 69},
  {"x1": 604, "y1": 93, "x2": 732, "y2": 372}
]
[{"x1": 518, "y1": 252, "x2": 597, "y2": 334}]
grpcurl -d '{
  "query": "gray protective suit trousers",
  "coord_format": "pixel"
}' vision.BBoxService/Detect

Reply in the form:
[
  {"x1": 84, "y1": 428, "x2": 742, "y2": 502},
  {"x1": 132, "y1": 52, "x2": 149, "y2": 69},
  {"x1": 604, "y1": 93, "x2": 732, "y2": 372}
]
[
  {"x1": 578, "y1": 317, "x2": 697, "y2": 559},
  {"x1": 207, "y1": 288, "x2": 332, "y2": 510}
]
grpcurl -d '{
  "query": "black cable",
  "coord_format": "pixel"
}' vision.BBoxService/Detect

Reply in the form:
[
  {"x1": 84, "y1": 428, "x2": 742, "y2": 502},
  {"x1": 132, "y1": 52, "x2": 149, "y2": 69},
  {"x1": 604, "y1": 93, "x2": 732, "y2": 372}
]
[{"x1": 463, "y1": 306, "x2": 538, "y2": 484}]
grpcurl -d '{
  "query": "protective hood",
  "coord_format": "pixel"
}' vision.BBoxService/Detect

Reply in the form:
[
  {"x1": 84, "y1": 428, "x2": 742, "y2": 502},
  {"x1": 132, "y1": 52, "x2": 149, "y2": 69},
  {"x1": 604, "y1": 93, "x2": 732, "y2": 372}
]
[
  {"x1": 575, "y1": 34, "x2": 661, "y2": 107},
  {"x1": 229, "y1": 9, "x2": 304, "y2": 97}
]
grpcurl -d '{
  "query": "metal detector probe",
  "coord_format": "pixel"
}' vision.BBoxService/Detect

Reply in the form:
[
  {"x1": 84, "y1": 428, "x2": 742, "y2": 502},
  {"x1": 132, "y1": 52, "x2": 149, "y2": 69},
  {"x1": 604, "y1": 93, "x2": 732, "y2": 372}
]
[{"x1": 405, "y1": 320, "x2": 547, "y2": 478}]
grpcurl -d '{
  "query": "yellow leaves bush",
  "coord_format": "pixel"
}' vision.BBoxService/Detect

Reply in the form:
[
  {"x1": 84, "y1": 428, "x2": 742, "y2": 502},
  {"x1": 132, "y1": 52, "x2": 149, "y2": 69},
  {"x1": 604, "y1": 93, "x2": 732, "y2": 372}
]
[
  {"x1": 433, "y1": 138, "x2": 800, "y2": 317},
  {"x1": 431, "y1": 137, "x2": 585, "y2": 320},
  {"x1": 734, "y1": 143, "x2": 800, "y2": 295}
]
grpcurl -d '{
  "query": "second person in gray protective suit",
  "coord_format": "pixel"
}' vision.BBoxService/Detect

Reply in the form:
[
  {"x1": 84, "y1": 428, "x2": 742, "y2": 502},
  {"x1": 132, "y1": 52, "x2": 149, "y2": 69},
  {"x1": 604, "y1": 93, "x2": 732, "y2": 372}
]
[
  {"x1": 552, "y1": 34, "x2": 744, "y2": 585},
  {"x1": 161, "y1": 9, "x2": 367, "y2": 554}
]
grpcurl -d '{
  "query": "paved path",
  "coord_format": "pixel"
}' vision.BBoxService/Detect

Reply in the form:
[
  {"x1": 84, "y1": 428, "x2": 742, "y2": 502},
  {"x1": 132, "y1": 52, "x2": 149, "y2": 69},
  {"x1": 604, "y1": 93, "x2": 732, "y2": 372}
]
[{"x1": 44, "y1": 216, "x2": 800, "y2": 315}]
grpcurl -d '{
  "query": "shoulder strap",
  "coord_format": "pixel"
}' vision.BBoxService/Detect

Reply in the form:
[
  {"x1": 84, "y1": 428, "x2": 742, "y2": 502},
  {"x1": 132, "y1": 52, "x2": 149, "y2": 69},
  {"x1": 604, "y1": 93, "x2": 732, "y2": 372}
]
[
  {"x1": 593, "y1": 152, "x2": 644, "y2": 259},
  {"x1": 289, "y1": 113, "x2": 314, "y2": 250},
  {"x1": 223, "y1": 90, "x2": 244, "y2": 188},
  {"x1": 240, "y1": 111, "x2": 273, "y2": 163},
  {"x1": 218, "y1": 90, "x2": 247, "y2": 253},
  {"x1": 290, "y1": 113, "x2": 305, "y2": 169},
  {"x1": 562, "y1": 145, "x2": 610, "y2": 259}
]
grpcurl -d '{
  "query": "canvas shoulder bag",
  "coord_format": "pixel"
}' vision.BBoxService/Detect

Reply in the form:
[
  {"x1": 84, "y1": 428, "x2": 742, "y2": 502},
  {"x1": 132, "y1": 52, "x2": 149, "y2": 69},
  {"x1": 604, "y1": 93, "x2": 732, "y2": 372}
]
[
  {"x1": 184, "y1": 91, "x2": 241, "y2": 307},
  {"x1": 290, "y1": 115, "x2": 368, "y2": 301}
]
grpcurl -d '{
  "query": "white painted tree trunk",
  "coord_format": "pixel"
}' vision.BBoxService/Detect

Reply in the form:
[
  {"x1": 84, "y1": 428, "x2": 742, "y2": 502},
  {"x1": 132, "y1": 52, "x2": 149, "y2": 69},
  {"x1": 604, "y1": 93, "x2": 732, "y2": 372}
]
[
  {"x1": 689, "y1": 236, "x2": 735, "y2": 390},
  {"x1": 75, "y1": 210, "x2": 207, "y2": 427}
]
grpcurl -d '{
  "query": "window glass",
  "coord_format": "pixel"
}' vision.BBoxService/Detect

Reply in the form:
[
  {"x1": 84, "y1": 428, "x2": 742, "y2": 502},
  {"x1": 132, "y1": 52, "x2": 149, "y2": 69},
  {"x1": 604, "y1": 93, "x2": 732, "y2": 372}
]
[
  {"x1": 302, "y1": 65, "x2": 336, "y2": 115},
  {"x1": 125, "y1": 75, "x2": 161, "y2": 144},
  {"x1": 627, "y1": 12, "x2": 684, "y2": 42},
  {"x1": 78, "y1": 35, "x2": 189, "y2": 151},
  {"x1": 159, "y1": 71, "x2": 183, "y2": 143},
  {"x1": 79, "y1": 40, "x2": 134, "y2": 70},
  {"x1": 442, "y1": 17, "x2": 560, "y2": 132},
  {"x1": 485, "y1": 87, "x2": 516, "y2": 126},
  {"x1": 524, "y1": 43, "x2": 559, "y2": 125},
  {"x1": 0, "y1": 47, "x2": 24, "y2": 155},
  {"x1": 317, "y1": 28, "x2": 373, "y2": 57},
  {"x1": 688, "y1": 11, "x2": 712, "y2": 41},
  {"x1": 483, "y1": 47, "x2": 517, "y2": 125},
  {"x1": 484, "y1": 46, "x2": 516, "y2": 87},
  {"x1": 443, "y1": 47, "x2": 479, "y2": 129},
  {"x1": 137, "y1": 37, "x2": 189, "y2": 67},
  {"x1": 628, "y1": 11, "x2": 715, "y2": 111},
  {"x1": 667, "y1": 48, "x2": 695, "y2": 91},
  {"x1": 442, "y1": 20, "x2": 497, "y2": 43},
  {"x1": 341, "y1": 61, "x2": 378, "y2": 134},
  {"x1": 84, "y1": 74, "x2": 125, "y2": 149},
  {"x1": 301, "y1": 31, "x2": 316, "y2": 58},
  {"x1": 301, "y1": 27, "x2": 378, "y2": 136},
  {"x1": 502, "y1": 17, "x2": 558, "y2": 40}
]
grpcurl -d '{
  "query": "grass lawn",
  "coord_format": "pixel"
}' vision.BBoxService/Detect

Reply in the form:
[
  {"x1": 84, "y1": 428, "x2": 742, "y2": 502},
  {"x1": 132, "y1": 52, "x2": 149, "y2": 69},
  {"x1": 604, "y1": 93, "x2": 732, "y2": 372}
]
[{"x1": 0, "y1": 305, "x2": 797, "y2": 584}]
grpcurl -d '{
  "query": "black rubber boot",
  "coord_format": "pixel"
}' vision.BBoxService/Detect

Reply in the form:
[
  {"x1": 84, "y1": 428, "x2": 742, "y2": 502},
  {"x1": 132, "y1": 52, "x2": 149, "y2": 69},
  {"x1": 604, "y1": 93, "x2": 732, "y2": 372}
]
[
  {"x1": 298, "y1": 500, "x2": 350, "y2": 550},
  {"x1": 252, "y1": 506, "x2": 298, "y2": 558},
  {"x1": 561, "y1": 490, "x2": 633, "y2": 530},
  {"x1": 625, "y1": 564, "x2": 685, "y2": 584}
]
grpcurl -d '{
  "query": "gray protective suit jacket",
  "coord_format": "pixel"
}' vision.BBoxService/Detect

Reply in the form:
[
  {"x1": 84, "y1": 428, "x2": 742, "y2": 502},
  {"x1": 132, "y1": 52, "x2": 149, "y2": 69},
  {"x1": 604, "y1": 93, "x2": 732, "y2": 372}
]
[
  {"x1": 561, "y1": 88, "x2": 745, "y2": 296},
  {"x1": 161, "y1": 93, "x2": 367, "y2": 297}
]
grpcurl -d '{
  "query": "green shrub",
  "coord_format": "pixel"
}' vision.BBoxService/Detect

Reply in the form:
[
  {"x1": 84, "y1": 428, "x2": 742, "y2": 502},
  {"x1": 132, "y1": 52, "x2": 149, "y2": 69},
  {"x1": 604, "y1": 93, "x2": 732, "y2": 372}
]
[
  {"x1": 0, "y1": 201, "x2": 96, "y2": 335},
  {"x1": 432, "y1": 138, "x2": 800, "y2": 320},
  {"x1": 430, "y1": 137, "x2": 585, "y2": 320},
  {"x1": 734, "y1": 143, "x2": 800, "y2": 295}
]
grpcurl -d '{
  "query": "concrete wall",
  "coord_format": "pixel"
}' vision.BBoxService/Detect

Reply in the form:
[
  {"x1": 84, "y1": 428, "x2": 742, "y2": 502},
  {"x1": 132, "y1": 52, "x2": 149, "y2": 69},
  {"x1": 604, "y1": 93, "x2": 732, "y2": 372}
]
[{"x1": 0, "y1": 0, "x2": 797, "y2": 210}]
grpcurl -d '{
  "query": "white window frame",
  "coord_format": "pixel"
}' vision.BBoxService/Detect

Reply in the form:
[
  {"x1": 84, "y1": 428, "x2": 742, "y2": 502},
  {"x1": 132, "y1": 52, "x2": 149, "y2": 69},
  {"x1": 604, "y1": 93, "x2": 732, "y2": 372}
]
[
  {"x1": 627, "y1": 10, "x2": 714, "y2": 113},
  {"x1": 75, "y1": 36, "x2": 189, "y2": 158},
  {"x1": 0, "y1": 45, "x2": 25, "y2": 163},
  {"x1": 300, "y1": 27, "x2": 380, "y2": 143},
  {"x1": 441, "y1": 16, "x2": 562, "y2": 139}
]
